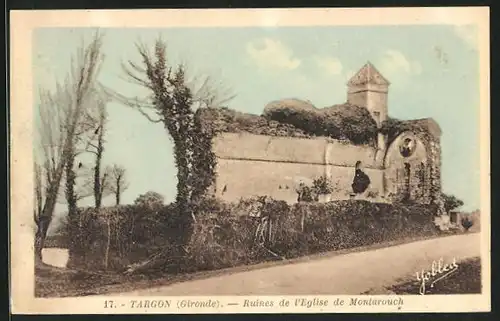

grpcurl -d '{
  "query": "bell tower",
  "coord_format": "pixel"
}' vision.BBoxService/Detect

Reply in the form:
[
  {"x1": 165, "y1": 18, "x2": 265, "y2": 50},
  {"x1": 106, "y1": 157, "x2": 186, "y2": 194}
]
[{"x1": 347, "y1": 62, "x2": 390, "y2": 127}]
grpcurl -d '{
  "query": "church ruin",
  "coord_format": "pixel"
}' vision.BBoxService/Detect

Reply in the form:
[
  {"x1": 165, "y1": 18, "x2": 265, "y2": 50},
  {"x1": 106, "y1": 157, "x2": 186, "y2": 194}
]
[{"x1": 202, "y1": 62, "x2": 443, "y2": 206}]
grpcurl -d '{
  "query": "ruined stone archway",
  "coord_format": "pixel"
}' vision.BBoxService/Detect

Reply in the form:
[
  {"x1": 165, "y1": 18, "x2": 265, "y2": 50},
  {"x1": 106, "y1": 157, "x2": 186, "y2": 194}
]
[{"x1": 383, "y1": 131, "x2": 432, "y2": 203}]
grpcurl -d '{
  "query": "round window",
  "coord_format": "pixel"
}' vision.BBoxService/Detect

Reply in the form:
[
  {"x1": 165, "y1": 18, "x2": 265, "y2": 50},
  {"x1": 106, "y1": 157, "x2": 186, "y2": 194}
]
[{"x1": 399, "y1": 136, "x2": 416, "y2": 158}]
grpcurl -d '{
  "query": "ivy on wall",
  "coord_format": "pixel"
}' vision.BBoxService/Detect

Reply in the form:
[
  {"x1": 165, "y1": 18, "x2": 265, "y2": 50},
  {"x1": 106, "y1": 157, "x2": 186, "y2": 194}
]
[
  {"x1": 196, "y1": 109, "x2": 444, "y2": 214},
  {"x1": 381, "y1": 117, "x2": 444, "y2": 213},
  {"x1": 263, "y1": 101, "x2": 378, "y2": 146},
  {"x1": 197, "y1": 103, "x2": 378, "y2": 146}
]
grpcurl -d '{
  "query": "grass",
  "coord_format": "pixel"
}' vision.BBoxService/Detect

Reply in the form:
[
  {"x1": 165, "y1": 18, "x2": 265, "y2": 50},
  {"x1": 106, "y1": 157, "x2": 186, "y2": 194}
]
[
  {"x1": 387, "y1": 257, "x2": 482, "y2": 295},
  {"x1": 35, "y1": 264, "x2": 141, "y2": 297},
  {"x1": 36, "y1": 231, "x2": 467, "y2": 297}
]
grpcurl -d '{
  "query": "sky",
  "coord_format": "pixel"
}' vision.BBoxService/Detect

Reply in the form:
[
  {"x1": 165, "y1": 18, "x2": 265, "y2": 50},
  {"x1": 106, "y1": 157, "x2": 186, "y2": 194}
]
[{"x1": 33, "y1": 25, "x2": 481, "y2": 218}]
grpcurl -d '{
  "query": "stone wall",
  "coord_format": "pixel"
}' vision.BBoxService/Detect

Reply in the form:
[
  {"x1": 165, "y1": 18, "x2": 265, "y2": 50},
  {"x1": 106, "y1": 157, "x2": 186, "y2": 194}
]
[
  {"x1": 213, "y1": 132, "x2": 381, "y2": 168},
  {"x1": 211, "y1": 132, "x2": 385, "y2": 203}
]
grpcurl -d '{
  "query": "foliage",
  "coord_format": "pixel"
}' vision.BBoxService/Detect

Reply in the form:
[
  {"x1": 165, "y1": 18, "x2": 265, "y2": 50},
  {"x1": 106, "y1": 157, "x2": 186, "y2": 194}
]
[
  {"x1": 198, "y1": 99, "x2": 382, "y2": 145},
  {"x1": 110, "y1": 38, "x2": 234, "y2": 236},
  {"x1": 183, "y1": 198, "x2": 440, "y2": 271},
  {"x1": 69, "y1": 198, "x2": 442, "y2": 273},
  {"x1": 294, "y1": 176, "x2": 334, "y2": 202},
  {"x1": 66, "y1": 203, "x2": 180, "y2": 271},
  {"x1": 134, "y1": 191, "x2": 165, "y2": 210},
  {"x1": 312, "y1": 176, "x2": 333, "y2": 195},
  {"x1": 196, "y1": 107, "x2": 310, "y2": 138},
  {"x1": 380, "y1": 117, "x2": 431, "y2": 145},
  {"x1": 296, "y1": 183, "x2": 317, "y2": 202},
  {"x1": 263, "y1": 101, "x2": 378, "y2": 145},
  {"x1": 442, "y1": 193, "x2": 464, "y2": 213},
  {"x1": 190, "y1": 110, "x2": 218, "y2": 207}
]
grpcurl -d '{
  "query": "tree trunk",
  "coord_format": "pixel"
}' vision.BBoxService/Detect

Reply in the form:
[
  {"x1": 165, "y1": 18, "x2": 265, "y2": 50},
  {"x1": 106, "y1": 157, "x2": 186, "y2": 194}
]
[
  {"x1": 115, "y1": 179, "x2": 120, "y2": 205},
  {"x1": 34, "y1": 217, "x2": 50, "y2": 262},
  {"x1": 65, "y1": 152, "x2": 78, "y2": 219},
  {"x1": 171, "y1": 137, "x2": 195, "y2": 246},
  {"x1": 104, "y1": 215, "x2": 111, "y2": 270},
  {"x1": 34, "y1": 162, "x2": 65, "y2": 262},
  {"x1": 66, "y1": 149, "x2": 84, "y2": 268},
  {"x1": 94, "y1": 128, "x2": 104, "y2": 208}
]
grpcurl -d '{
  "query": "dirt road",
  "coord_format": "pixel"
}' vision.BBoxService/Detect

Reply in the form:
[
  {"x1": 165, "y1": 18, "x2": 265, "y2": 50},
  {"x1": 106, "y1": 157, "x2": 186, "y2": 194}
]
[{"x1": 114, "y1": 233, "x2": 480, "y2": 296}]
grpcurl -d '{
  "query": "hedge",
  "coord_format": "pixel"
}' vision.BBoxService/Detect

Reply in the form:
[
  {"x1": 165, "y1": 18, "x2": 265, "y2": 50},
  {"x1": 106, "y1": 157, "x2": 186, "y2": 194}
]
[
  {"x1": 67, "y1": 197, "x2": 440, "y2": 273},
  {"x1": 66, "y1": 203, "x2": 181, "y2": 271},
  {"x1": 183, "y1": 198, "x2": 440, "y2": 271}
]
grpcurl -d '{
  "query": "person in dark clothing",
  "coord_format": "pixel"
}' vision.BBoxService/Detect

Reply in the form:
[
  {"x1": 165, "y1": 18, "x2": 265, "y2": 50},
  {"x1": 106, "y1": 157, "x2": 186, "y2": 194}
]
[{"x1": 352, "y1": 161, "x2": 371, "y2": 194}]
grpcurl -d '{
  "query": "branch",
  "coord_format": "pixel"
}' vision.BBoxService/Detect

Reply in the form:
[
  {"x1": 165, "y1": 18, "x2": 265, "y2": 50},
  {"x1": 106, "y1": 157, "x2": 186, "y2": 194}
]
[
  {"x1": 84, "y1": 148, "x2": 99, "y2": 156},
  {"x1": 86, "y1": 141, "x2": 99, "y2": 151},
  {"x1": 99, "y1": 84, "x2": 163, "y2": 124}
]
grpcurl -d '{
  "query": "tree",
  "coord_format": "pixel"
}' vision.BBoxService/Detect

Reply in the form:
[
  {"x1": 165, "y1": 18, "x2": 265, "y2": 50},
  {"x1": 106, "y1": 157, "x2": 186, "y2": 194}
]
[
  {"x1": 109, "y1": 164, "x2": 130, "y2": 205},
  {"x1": 34, "y1": 162, "x2": 43, "y2": 227},
  {"x1": 442, "y1": 193, "x2": 464, "y2": 213},
  {"x1": 134, "y1": 191, "x2": 165, "y2": 210},
  {"x1": 105, "y1": 38, "x2": 234, "y2": 229},
  {"x1": 83, "y1": 98, "x2": 112, "y2": 208},
  {"x1": 33, "y1": 32, "x2": 104, "y2": 262}
]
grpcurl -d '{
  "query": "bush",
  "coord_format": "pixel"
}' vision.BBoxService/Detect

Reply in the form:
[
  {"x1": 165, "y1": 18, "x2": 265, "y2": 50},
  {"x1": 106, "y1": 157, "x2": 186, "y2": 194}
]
[
  {"x1": 442, "y1": 193, "x2": 464, "y2": 213},
  {"x1": 134, "y1": 191, "x2": 165, "y2": 209},
  {"x1": 182, "y1": 198, "x2": 440, "y2": 271},
  {"x1": 380, "y1": 117, "x2": 438, "y2": 146},
  {"x1": 196, "y1": 107, "x2": 310, "y2": 138},
  {"x1": 66, "y1": 203, "x2": 180, "y2": 271},
  {"x1": 197, "y1": 102, "x2": 379, "y2": 145},
  {"x1": 71, "y1": 198, "x2": 441, "y2": 274},
  {"x1": 263, "y1": 101, "x2": 378, "y2": 145}
]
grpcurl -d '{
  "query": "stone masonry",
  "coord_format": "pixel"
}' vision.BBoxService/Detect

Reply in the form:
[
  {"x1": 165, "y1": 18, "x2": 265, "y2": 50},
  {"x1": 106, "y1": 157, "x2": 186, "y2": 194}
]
[{"x1": 210, "y1": 62, "x2": 442, "y2": 206}]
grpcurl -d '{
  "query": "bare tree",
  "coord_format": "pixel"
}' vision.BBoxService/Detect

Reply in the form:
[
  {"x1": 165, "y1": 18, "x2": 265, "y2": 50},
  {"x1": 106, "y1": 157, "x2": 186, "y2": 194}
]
[
  {"x1": 83, "y1": 97, "x2": 112, "y2": 208},
  {"x1": 34, "y1": 162, "x2": 44, "y2": 231},
  {"x1": 33, "y1": 32, "x2": 104, "y2": 262},
  {"x1": 109, "y1": 164, "x2": 130, "y2": 205},
  {"x1": 104, "y1": 39, "x2": 234, "y2": 225}
]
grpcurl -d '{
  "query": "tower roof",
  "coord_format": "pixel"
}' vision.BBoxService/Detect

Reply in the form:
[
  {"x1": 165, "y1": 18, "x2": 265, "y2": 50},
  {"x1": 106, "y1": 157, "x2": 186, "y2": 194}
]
[{"x1": 347, "y1": 62, "x2": 390, "y2": 86}]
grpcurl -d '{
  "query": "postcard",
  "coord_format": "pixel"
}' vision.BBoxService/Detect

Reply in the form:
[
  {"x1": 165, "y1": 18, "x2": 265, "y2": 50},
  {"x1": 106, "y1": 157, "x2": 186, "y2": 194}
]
[{"x1": 10, "y1": 7, "x2": 490, "y2": 314}]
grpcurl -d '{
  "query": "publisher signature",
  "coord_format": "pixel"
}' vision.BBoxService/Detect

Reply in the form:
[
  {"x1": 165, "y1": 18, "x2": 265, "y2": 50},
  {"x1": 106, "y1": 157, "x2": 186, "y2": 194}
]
[{"x1": 415, "y1": 258, "x2": 459, "y2": 295}]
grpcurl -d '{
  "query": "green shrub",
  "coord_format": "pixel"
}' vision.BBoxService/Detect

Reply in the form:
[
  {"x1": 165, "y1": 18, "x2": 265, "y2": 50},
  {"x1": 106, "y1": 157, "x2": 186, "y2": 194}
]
[
  {"x1": 196, "y1": 107, "x2": 309, "y2": 138},
  {"x1": 71, "y1": 198, "x2": 441, "y2": 274},
  {"x1": 380, "y1": 117, "x2": 437, "y2": 146},
  {"x1": 66, "y1": 203, "x2": 180, "y2": 271},
  {"x1": 442, "y1": 193, "x2": 464, "y2": 213},
  {"x1": 197, "y1": 102, "x2": 379, "y2": 145},
  {"x1": 182, "y1": 198, "x2": 440, "y2": 271},
  {"x1": 263, "y1": 101, "x2": 378, "y2": 145}
]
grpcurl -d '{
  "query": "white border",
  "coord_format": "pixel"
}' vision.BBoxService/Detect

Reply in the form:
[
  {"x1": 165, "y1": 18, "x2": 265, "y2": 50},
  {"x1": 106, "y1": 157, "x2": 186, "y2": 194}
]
[{"x1": 10, "y1": 7, "x2": 490, "y2": 314}]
